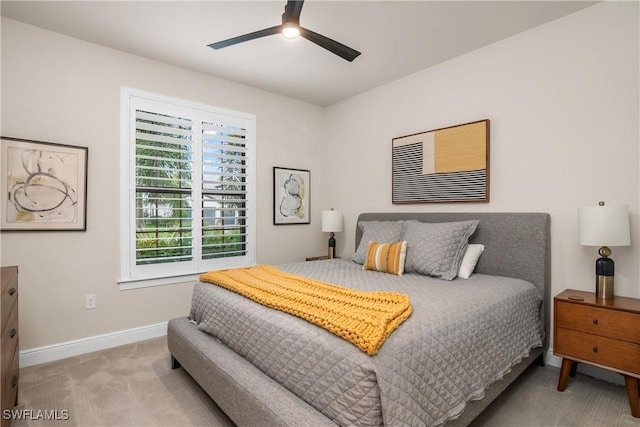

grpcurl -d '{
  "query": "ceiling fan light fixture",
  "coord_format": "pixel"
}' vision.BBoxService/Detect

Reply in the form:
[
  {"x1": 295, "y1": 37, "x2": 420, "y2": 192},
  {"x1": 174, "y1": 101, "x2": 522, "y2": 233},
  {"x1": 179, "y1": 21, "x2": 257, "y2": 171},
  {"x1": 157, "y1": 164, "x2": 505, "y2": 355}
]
[
  {"x1": 208, "y1": 0, "x2": 360, "y2": 62},
  {"x1": 282, "y1": 24, "x2": 300, "y2": 39}
]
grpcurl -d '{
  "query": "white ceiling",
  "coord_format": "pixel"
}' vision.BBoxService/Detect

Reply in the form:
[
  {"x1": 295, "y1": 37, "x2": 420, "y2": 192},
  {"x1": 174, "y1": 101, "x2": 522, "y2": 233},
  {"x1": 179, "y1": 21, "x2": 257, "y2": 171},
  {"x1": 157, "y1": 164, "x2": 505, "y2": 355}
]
[{"x1": 1, "y1": 1, "x2": 598, "y2": 107}]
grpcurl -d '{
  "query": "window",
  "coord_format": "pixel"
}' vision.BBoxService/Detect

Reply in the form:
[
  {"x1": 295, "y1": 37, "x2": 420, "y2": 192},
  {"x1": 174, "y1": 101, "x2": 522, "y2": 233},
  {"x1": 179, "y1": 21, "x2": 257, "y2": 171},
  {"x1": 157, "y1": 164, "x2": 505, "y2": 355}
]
[{"x1": 120, "y1": 88, "x2": 256, "y2": 288}]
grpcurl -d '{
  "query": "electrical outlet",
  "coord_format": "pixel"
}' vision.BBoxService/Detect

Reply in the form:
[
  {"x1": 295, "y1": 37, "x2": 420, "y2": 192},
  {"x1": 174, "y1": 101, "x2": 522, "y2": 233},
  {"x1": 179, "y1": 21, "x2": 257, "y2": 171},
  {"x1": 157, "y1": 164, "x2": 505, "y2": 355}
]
[{"x1": 85, "y1": 294, "x2": 96, "y2": 310}]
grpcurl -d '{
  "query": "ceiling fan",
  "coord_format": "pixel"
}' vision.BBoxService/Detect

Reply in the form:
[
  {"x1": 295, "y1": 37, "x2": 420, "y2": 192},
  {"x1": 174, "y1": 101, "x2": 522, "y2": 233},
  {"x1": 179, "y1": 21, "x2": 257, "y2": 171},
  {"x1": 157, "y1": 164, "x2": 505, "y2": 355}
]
[{"x1": 208, "y1": 0, "x2": 361, "y2": 62}]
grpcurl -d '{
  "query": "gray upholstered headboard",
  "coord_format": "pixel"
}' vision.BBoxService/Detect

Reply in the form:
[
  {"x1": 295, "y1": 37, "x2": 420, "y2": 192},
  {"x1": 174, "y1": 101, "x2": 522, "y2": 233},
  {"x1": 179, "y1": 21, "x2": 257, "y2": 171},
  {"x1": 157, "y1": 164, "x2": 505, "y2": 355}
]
[{"x1": 355, "y1": 212, "x2": 551, "y2": 348}]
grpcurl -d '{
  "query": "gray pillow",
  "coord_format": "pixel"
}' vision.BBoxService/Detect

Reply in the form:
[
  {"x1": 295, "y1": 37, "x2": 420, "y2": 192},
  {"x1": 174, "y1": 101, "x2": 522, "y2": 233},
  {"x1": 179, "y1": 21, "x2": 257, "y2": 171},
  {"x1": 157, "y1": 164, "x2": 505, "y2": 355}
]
[
  {"x1": 404, "y1": 220, "x2": 479, "y2": 280},
  {"x1": 352, "y1": 221, "x2": 414, "y2": 264}
]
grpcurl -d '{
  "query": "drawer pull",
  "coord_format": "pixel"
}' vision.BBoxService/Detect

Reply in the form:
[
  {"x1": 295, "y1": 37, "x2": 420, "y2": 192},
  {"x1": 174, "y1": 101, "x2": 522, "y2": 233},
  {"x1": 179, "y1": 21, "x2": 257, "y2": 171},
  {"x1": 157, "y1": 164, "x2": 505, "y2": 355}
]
[
  {"x1": 9, "y1": 328, "x2": 16, "y2": 338},
  {"x1": 11, "y1": 375, "x2": 18, "y2": 388},
  {"x1": 8, "y1": 287, "x2": 16, "y2": 296},
  {"x1": 592, "y1": 319, "x2": 598, "y2": 325},
  {"x1": 592, "y1": 346, "x2": 598, "y2": 353}
]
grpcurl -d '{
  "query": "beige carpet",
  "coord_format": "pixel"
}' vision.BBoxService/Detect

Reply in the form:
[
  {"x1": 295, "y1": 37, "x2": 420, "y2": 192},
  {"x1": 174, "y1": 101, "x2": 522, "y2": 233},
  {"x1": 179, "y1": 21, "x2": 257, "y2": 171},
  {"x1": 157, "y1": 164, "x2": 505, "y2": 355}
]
[
  {"x1": 469, "y1": 361, "x2": 639, "y2": 427},
  {"x1": 14, "y1": 338, "x2": 233, "y2": 427},
  {"x1": 12, "y1": 337, "x2": 638, "y2": 427}
]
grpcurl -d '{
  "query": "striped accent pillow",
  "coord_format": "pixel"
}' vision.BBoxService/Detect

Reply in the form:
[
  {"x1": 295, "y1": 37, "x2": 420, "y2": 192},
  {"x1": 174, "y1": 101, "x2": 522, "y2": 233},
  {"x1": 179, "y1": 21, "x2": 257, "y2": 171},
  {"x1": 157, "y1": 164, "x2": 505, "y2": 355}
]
[{"x1": 363, "y1": 241, "x2": 407, "y2": 276}]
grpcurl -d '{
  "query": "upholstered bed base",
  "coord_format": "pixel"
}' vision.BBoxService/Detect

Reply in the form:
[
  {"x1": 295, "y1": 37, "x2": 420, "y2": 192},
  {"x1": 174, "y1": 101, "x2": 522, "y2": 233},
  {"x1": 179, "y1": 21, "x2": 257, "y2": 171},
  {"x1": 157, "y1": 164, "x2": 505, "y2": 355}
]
[
  {"x1": 168, "y1": 317, "x2": 336, "y2": 426},
  {"x1": 168, "y1": 316, "x2": 543, "y2": 426},
  {"x1": 168, "y1": 212, "x2": 551, "y2": 426}
]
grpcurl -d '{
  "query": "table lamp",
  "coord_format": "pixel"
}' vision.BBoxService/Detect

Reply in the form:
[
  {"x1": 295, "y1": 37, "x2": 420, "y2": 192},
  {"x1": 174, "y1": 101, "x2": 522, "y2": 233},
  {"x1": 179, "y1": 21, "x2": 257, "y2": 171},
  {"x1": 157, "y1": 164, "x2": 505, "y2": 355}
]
[
  {"x1": 578, "y1": 201, "x2": 631, "y2": 299},
  {"x1": 321, "y1": 209, "x2": 342, "y2": 259}
]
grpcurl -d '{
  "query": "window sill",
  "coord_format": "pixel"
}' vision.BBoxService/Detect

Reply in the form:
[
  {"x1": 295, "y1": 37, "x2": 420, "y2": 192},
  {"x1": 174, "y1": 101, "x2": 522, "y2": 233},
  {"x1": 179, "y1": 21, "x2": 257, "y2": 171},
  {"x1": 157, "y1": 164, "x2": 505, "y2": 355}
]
[{"x1": 118, "y1": 273, "x2": 201, "y2": 290}]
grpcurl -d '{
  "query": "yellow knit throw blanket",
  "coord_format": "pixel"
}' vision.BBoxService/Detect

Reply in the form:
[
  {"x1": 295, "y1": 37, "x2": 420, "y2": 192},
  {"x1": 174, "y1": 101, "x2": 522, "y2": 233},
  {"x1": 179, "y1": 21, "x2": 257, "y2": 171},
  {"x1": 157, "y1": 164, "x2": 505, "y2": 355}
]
[{"x1": 199, "y1": 265, "x2": 412, "y2": 355}]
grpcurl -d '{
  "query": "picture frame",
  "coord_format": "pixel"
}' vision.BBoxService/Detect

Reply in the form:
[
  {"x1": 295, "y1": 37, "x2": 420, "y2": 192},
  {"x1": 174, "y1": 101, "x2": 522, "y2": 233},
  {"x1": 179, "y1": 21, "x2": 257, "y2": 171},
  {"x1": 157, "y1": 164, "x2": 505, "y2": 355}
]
[
  {"x1": 273, "y1": 167, "x2": 310, "y2": 225},
  {"x1": 392, "y1": 119, "x2": 490, "y2": 203},
  {"x1": 1, "y1": 137, "x2": 88, "y2": 231}
]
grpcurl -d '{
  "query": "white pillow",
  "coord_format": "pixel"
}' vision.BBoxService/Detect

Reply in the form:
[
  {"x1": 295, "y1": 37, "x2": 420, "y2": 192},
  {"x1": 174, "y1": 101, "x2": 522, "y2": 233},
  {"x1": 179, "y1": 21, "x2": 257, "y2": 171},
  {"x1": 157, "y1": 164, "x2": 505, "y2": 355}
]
[{"x1": 458, "y1": 244, "x2": 485, "y2": 279}]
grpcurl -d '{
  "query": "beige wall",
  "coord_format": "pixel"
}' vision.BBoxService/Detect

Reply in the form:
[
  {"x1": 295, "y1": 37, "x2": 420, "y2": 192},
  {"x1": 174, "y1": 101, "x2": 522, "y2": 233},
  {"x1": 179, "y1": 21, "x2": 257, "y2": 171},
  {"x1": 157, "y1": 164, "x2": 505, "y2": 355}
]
[
  {"x1": 0, "y1": 18, "x2": 329, "y2": 349},
  {"x1": 1, "y1": 1, "x2": 639, "y2": 353},
  {"x1": 325, "y1": 0, "x2": 640, "y2": 313}
]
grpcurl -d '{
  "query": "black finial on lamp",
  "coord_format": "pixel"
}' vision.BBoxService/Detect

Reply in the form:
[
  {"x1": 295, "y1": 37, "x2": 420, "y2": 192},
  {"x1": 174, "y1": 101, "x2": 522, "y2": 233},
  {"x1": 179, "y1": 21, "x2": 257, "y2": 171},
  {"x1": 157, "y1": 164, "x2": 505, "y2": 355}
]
[
  {"x1": 321, "y1": 209, "x2": 343, "y2": 259},
  {"x1": 579, "y1": 201, "x2": 631, "y2": 299}
]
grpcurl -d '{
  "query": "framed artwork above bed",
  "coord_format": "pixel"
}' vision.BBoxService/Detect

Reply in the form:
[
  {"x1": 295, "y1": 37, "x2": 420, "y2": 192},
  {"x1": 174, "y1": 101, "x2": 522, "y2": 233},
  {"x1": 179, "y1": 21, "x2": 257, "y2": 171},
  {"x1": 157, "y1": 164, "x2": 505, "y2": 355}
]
[
  {"x1": 1, "y1": 136, "x2": 88, "y2": 231},
  {"x1": 273, "y1": 166, "x2": 310, "y2": 225},
  {"x1": 392, "y1": 119, "x2": 490, "y2": 204}
]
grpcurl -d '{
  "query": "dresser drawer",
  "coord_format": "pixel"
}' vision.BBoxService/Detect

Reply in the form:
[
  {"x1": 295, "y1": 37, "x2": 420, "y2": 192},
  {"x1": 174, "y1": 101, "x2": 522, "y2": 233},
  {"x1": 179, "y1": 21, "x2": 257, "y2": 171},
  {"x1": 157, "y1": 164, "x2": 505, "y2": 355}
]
[
  {"x1": 556, "y1": 301, "x2": 640, "y2": 344},
  {"x1": 1, "y1": 348, "x2": 19, "y2": 413},
  {"x1": 1, "y1": 269, "x2": 17, "y2": 329},
  {"x1": 556, "y1": 328, "x2": 640, "y2": 375},
  {"x1": 1, "y1": 304, "x2": 18, "y2": 378}
]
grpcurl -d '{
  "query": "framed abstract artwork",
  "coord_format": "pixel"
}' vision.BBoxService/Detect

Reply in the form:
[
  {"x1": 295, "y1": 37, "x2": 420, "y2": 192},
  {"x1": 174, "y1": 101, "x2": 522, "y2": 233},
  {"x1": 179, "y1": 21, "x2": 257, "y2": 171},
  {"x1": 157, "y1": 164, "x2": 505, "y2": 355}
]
[
  {"x1": 1, "y1": 137, "x2": 88, "y2": 231},
  {"x1": 392, "y1": 119, "x2": 490, "y2": 203},
  {"x1": 273, "y1": 167, "x2": 310, "y2": 225}
]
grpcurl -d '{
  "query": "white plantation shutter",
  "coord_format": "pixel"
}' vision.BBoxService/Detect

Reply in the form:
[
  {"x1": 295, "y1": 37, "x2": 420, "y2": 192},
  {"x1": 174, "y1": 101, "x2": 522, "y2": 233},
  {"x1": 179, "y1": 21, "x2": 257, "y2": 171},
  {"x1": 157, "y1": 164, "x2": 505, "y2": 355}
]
[
  {"x1": 120, "y1": 88, "x2": 256, "y2": 286},
  {"x1": 201, "y1": 118, "x2": 249, "y2": 260},
  {"x1": 135, "y1": 110, "x2": 194, "y2": 266}
]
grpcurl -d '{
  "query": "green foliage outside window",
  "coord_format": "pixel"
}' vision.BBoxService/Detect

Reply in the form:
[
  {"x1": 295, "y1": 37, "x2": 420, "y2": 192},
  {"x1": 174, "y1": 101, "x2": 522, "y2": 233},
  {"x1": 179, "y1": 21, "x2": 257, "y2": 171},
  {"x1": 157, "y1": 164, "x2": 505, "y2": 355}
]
[{"x1": 134, "y1": 111, "x2": 247, "y2": 265}]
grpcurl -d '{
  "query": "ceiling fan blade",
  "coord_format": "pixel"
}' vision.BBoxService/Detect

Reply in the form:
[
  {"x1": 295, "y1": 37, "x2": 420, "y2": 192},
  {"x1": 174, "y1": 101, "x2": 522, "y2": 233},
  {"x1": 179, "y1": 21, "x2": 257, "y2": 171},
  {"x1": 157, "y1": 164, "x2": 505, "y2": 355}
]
[
  {"x1": 208, "y1": 25, "x2": 282, "y2": 50},
  {"x1": 283, "y1": 0, "x2": 304, "y2": 24},
  {"x1": 299, "y1": 27, "x2": 361, "y2": 62}
]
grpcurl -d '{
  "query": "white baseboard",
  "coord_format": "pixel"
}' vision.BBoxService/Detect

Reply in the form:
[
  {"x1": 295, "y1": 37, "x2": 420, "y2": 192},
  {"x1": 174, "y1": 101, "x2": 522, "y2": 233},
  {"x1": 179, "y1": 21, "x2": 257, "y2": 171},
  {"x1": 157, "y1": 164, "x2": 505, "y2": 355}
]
[
  {"x1": 544, "y1": 349, "x2": 563, "y2": 369},
  {"x1": 19, "y1": 322, "x2": 167, "y2": 368},
  {"x1": 545, "y1": 348, "x2": 624, "y2": 386}
]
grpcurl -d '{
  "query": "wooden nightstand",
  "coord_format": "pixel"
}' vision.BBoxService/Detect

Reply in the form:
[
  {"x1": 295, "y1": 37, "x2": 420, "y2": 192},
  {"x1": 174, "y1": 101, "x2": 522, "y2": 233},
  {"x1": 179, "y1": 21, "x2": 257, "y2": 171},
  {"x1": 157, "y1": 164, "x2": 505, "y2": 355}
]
[
  {"x1": 305, "y1": 255, "x2": 329, "y2": 261},
  {"x1": 554, "y1": 289, "x2": 640, "y2": 418}
]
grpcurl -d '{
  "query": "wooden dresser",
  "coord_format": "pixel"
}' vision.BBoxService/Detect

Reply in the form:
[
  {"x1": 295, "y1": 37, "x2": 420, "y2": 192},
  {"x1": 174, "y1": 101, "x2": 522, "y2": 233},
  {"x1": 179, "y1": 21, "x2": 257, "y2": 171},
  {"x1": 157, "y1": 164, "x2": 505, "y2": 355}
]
[
  {"x1": 554, "y1": 289, "x2": 640, "y2": 418},
  {"x1": 1, "y1": 266, "x2": 18, "y2": 425}
]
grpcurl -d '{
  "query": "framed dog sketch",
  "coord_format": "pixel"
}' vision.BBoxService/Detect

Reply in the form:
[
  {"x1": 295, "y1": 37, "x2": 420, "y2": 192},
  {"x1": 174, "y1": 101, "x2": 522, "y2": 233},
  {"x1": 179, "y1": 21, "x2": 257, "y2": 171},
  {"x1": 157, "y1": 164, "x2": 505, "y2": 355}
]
[{"x1": 273, "y1": 167, "x2": 310, "y2": 225}]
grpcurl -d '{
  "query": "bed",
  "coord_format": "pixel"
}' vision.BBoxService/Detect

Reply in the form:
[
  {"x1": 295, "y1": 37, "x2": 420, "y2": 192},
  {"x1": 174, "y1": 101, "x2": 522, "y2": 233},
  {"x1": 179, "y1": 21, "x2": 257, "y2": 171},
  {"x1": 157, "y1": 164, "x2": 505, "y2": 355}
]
[{"x1": 168, "y1": 212, "x2": 551, "y2": 426}]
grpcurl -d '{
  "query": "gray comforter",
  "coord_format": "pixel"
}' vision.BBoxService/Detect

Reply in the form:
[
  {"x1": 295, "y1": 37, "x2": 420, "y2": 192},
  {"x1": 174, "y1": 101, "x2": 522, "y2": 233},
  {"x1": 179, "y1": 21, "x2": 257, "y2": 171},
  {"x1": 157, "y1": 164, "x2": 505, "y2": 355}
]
[{"x1": 190, "y1": 259, "x2": 543, "y2": 426}]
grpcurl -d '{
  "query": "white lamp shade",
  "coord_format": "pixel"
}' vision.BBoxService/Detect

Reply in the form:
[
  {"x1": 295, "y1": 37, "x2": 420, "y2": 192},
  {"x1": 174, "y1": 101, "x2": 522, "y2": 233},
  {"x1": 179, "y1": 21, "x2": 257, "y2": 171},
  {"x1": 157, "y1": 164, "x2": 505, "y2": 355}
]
[
  {"x1": 322, "y1": 210, "x2": 343, "y2": 233},
  {"x1": 579, "y1": 204, "x2": 631, "y2": 247}
]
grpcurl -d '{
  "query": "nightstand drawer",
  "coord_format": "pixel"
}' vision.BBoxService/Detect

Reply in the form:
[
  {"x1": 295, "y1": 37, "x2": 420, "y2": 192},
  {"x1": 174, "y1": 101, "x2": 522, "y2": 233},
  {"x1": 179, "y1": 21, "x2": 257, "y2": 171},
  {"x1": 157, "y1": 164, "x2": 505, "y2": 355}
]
[
  {"x1": 556, "y1": 301, "x2": 640, "y2": 344},
  {"x1": 556, "y1": 328, "x2": 640, "y2": 375}
]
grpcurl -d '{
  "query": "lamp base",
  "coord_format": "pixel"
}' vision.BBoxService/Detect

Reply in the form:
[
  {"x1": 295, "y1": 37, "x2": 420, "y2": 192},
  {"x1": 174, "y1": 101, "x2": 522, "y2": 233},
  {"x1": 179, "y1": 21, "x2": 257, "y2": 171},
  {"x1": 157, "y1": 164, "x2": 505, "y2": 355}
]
[
  {"x1": 596, "y1": 275, "x2": 614, "y2": 299},
  {"x1": 595, "y1": 254, "x2": 615, "y2": 299},
  {"x1": 327, "y1": 232, "x2": 336, "y2": 259},
  {"x1": 328, "y1": 247, "x2": 335, "y2": 259}
]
